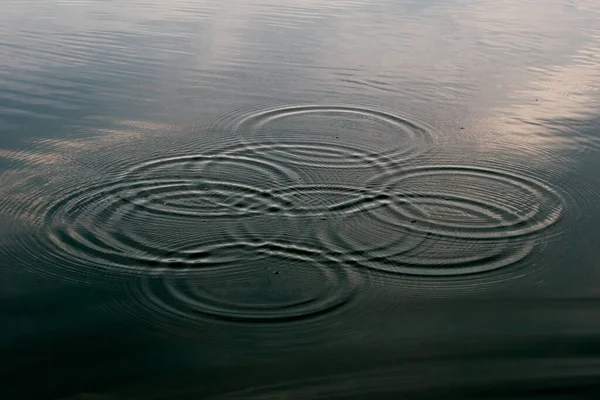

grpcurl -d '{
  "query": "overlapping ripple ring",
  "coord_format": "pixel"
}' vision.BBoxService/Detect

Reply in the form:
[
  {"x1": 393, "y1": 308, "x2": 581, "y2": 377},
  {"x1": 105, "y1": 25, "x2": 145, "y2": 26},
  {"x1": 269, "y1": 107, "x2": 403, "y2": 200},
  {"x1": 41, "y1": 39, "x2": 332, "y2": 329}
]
[
  {"x1": 366, "y1": 165, "x2": 565, "y2": 240},
  {"x1": 232, "y1": 105, "x2": 435, "y2": 169},
  {"x1": 263, "y1": 184, "x2": 390, "y2": 217},
  {"x1": 117, "y1": 152, "x2": 302, "y2": 219},
  {"x1": 23, "y1": 146, "x2": 365, "y2": 323},
  {"x1": 39, "y1": 181, "x2": 266, "y2": 274},
  {"x1": 119, "y1": 141, "x2": 397, "y2": 220},
  {"x1": 109, "y1": 210, "x2": 364, "y2": 327},
  {"x1": 131, "y1": 251, "x2": 359, "y2": 324},
  {"x1": 318, "y1": 207, "x2": 536, "y2": 278},
  {"x1": 27, "y1": 148, "x2": 303, "y2": 278},
  {"x1": 118, "y1": 150, "x2": 394, "y2": 219},
  {"x1": 313, "y1": 164, "x2": 564, "y2": 278}
]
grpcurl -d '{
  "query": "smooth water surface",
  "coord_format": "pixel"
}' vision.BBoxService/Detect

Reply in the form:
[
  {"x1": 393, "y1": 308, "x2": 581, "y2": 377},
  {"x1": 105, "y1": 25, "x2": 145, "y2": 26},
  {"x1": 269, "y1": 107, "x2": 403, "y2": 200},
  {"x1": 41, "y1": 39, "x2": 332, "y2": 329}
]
[{"x1": 2, "y1": 0, "x2": 600, "y2": 398}]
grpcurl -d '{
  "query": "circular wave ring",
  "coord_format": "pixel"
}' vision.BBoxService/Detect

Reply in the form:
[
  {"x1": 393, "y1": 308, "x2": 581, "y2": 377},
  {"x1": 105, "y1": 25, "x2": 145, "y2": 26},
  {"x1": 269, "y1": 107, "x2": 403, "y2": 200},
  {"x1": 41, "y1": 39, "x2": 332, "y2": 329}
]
[
  {"x1": 233, "y1": 105, "x2": 434, "y2": 169},
  {"x1": 317, "y1": 207, "x2": 537, "y2": 277},
  {"x1": 133, "y1": 251, "x2": 359, "y2": 323},
  {"x1": 38, "y1": 150, "x2": 301, "y2": 273},
  {"x1": 367, "y1": 165, "x2": 565, "y2": 240},
  {"x1": 42, "y1": 179, "x2": 280, "y2": 271}
]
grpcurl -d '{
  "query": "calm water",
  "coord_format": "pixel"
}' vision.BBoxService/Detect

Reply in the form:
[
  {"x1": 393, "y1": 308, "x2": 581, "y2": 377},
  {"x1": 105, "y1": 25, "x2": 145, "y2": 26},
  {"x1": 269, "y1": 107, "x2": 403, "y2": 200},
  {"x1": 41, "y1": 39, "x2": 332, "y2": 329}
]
[{"x1": 2, "y1": 0, "x2": 600, "y2": 398}]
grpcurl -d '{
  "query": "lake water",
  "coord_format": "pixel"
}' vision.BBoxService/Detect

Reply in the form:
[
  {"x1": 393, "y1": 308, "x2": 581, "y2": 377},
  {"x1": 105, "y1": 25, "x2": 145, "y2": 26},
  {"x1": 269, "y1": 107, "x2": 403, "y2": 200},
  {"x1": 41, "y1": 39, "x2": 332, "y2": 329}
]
[{"x1": 2, "y1": 0, "x2": 600, "y2": 398}]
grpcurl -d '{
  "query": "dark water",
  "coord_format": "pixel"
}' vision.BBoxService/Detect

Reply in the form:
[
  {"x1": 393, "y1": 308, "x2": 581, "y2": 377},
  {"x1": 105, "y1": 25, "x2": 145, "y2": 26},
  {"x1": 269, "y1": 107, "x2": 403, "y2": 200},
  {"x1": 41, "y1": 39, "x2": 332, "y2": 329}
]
[{"x1": 2, "y1": 0, "x2": 600, "y2": 398}]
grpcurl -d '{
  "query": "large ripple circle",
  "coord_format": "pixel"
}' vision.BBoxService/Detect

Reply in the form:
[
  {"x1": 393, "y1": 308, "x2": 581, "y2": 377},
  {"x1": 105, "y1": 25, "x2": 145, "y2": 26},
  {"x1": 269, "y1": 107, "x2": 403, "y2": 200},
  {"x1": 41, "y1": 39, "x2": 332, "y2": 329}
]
[
  {"x1": 133, "y1": 249, "x2": 359, "y2": 323},
  {"x1": 366, "y1": 165, "x2": 564, "y2": 239},
  {"x1": 318, "y1": 209, "x2": 536, "y2": 278},
  {"x1": 38, "y1": 152, "x2": 301, "y2": 274},
  {"x1": 27, "y1": 149, "x2": 302, "y2": 276},
  {"x1": 233, "y1": 105, "x2": 434, "y2": 169},
  {"x1": 313, "y1": 165, "x2": 564, "y2": 278}
]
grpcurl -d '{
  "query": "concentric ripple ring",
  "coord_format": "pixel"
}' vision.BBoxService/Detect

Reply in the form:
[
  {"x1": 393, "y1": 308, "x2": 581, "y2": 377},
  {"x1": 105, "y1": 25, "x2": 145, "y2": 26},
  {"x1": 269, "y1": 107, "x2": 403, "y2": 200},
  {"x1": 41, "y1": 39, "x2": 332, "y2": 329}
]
[
  {"x1": 367, "y1": 165, "x2": 565, "y2": 240},
  {"x1": 33, "y1": 147, "x2": 305, "y2": 275},
  {"x1": 133, "y1": 251, "x2": 359, "y2": 323},
  {"x1": 233, "y1": 105, "x2": 434, "y2": 169},
  {"x1": 317, "y1": 206, "x2": 537, "y2": 277}
]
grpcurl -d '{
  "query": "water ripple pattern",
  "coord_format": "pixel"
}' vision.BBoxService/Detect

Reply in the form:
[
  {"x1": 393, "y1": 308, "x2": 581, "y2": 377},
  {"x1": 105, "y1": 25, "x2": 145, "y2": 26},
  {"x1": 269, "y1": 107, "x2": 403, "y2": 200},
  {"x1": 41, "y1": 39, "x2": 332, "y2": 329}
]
[
  {"x1": 7, "y1": 142, "x2": 370, "y2": 324},
  {"x1": 0, "y1": 104, "x2": 573, "y2": 328}
]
